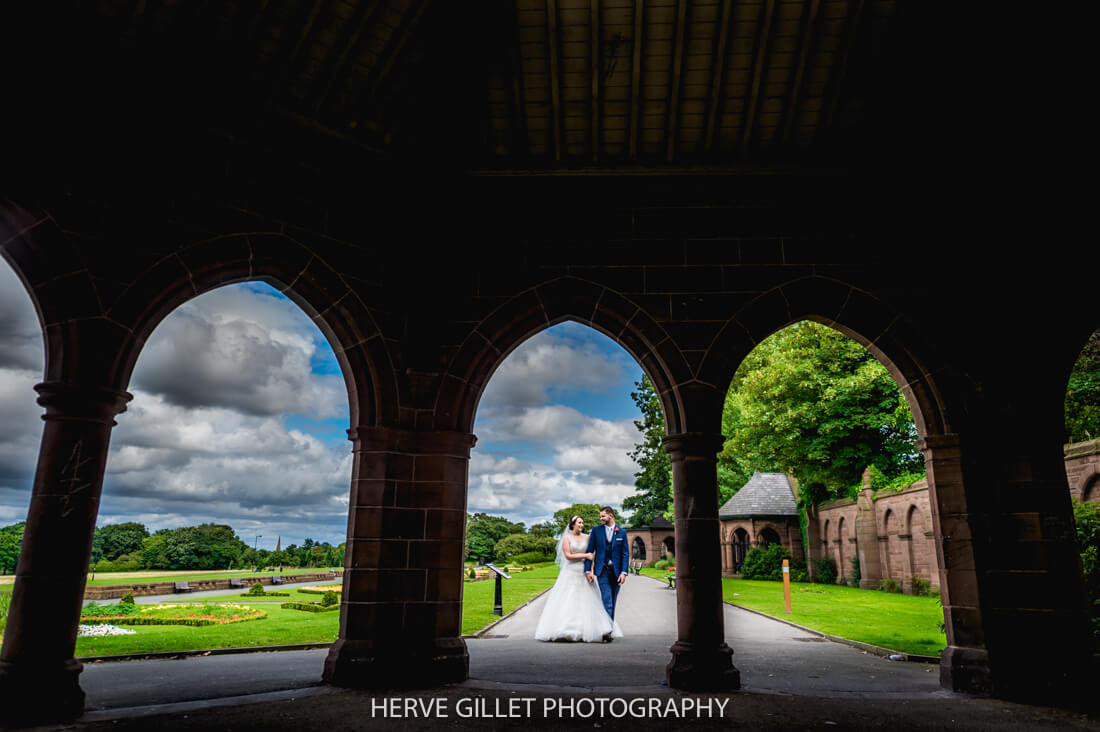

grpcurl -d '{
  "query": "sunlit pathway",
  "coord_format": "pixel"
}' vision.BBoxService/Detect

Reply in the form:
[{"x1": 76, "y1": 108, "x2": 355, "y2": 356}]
[{"x1": 467, "y1": 575, "x2": 943, "y2": 697}]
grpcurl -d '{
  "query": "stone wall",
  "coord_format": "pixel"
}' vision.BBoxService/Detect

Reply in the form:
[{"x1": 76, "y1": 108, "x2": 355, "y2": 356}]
[
  {"x1": 811, "y1": 441, "x2": 1100, "y2": 593},
  {"x1": 83, "y1": 571, "x2": 343, "y2": 600},
  {"x1": 719, "y1": 517, "x2": 803, "y2": 575}
]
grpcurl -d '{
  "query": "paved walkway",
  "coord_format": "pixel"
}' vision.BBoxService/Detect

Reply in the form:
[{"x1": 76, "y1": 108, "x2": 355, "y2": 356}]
[{"x1": 36, "y1": 576, "x2": 1098, "y2": 730}]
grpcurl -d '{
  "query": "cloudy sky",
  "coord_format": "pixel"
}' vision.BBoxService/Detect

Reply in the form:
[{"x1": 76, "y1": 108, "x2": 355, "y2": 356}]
[{"x1": 0, "y1": 260, "x2": 644, "y2": 547}]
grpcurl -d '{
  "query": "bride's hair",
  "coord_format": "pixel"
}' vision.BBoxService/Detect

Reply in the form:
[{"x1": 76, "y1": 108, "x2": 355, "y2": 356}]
[{"x1": 568, "y1": 515, "x2": 583, "y2": 531}]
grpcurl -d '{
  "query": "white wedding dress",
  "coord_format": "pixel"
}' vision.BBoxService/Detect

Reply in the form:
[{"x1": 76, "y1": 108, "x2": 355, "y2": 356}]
[{"x1": 534, "y1": 534, "x2": 624, "y2": 642}]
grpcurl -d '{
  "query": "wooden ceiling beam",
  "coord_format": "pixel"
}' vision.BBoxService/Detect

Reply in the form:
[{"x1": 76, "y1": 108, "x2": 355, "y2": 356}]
[
  {"x1": 819, "y1": 0, "x2": 867, "y2": 139},
  {"x1": 369, "y1": 0, "x2": 429, "y2": 94},
  {"x1": 628, "y1": 0, "x2": 645, "y2": 161},
  {"x1": 507, "y1": 0, "x2": 531, "y2": 158},
  {"x1": 703, "y1": 0, "x2": 733, "y2": 155},
  {"x1": 590, "y1": 0, "x2": 600, "y2": 162},
  {"x1": 665, "y1": 0, "x2": 688, "y2": 162},
  {"x1": 312, "y1": 0, "x2": 384, "y2": 114},
  {"x1": 546, "y1": 0, "x2": 563, "y2": 161},
  {"x1": 780, "y1": 0, "x2": 823, "y2": 147},
  {"x1": 740, "y1": 0, "x2": 778, "y2": 154}
]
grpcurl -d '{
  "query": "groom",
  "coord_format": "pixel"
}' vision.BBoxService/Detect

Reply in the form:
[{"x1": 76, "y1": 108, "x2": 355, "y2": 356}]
[{"x1": 584, "y1": 506, "x2": 630, "y2": 636}]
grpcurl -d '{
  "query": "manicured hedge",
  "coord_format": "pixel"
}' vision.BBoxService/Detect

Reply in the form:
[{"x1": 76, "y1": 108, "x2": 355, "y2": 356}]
[
  {"x1": 280, "y1": 602, "x2": 339, "y2": 613},
  {"x1": 238, "y1": 591, "x2": 289, "y2": 597}
]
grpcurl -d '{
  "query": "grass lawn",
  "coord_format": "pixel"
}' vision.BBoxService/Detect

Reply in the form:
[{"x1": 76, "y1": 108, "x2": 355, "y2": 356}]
[
  {"x1": 639, "y1": 569, "x2": 945, "y2": 656},
  {"x1": 460, "y1": 563, "x2": 559, "y2": 636},
  {"x1": 74, "y1": 603, "x2": 339, "y2": 657}
]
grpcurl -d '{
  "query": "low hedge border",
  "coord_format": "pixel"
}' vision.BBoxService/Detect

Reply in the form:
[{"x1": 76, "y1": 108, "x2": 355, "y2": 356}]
[
  {"x1": 280, "y1": 602, "x2": 339, "y2": 613},
  {"x1": 298, "y1": 586, "x2": 341, "y2": 595},
  {"x1": 239, "y1": 592, "x2": 290, "y2": 597},
  {"x1": 80, "y1": 609, "x2": 267, "y2": 627}
]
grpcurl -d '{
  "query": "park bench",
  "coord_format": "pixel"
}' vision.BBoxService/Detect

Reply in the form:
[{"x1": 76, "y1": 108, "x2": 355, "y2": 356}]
[
  {"x1": 229, "y1": 578, "x2": 245, "y2": 588},
  {"x1": 631, "y1": 560, "x2": 643, "y2": 576},
  {"x1": 174, "y1": 581, "x2": 192, "y2": 593},
  {"x1": 663, "y1": 573, "x2": 675, "y2": 589},
  {"x1": 271, "y1": 576, "x2": 284, "y2": 585}
]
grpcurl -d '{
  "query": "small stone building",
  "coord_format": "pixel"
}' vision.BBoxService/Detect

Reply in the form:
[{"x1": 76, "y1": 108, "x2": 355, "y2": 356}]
[
  {"x1": 627, "y1": 515, "x2": 675, "y2": 567},
  {"x1": 718, "y1": 472, "x2": 804, "y2": 575}
]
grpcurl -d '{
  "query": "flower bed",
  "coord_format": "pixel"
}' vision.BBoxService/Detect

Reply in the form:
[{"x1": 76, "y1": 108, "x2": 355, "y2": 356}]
[
  {"x1": 280, "y1": 602, "x2": 339, "y2": 613},
  {"x1": 78, "y1": 624, "x2": 136, "y2": 637},
  {"x1": 80, "y1": 603, "x2": 266, "y2": 627},
  {"x1": 238, "y1": 592, "x2": 289, "y2": 597},
  {"x1": 298, "y1": 585, "x2": 341, "y2": 595}
]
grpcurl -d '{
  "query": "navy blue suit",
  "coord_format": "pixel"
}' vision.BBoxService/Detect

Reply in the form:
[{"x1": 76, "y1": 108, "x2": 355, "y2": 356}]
[{"x1": 584, "y1": 524, "x2": 630, "y2": 619}]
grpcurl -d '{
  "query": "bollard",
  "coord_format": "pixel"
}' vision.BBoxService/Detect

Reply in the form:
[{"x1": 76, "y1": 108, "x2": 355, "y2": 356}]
[{"x1": 782, "y1": 558, "x2": 791, "y2": 614}]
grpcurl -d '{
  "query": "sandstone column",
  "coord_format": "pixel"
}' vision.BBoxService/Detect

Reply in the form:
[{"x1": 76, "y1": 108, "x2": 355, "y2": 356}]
[
  {"x1": 856, "y1": 471, "x2": 883, "y2": 589},
  {"x1": 324, "y1": 426, "x2": 475, "y2": 688},
  {"x1": 0, "y1": 382, "x2": 131, "y2": 722},
  {"x1": 664, "y1": 433, "x2": 739, "y2": 691}
]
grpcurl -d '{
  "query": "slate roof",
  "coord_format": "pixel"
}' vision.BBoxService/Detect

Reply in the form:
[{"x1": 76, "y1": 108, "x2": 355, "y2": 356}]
[
  {"x1": 719, "y1": 472, "x2": 799, "y2": 519},
  {"x1": 633, "y1": 515, "x2": 673, "y2": 530}
]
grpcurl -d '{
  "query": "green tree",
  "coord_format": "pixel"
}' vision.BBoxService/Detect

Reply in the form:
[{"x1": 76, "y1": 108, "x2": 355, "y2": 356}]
[
  {"x1": 623, "y1": 375, "x2": 672, "y2": 527},
  {"x1": 138, "y1": 524, "x2": 248, "y2": 570},
  {"x1": 719, "y1": 321, "x2": 922, "y2": 503},
  {"x1": 1066, "y1": 330, "x2": 1100, "y2": 443},
  {"x1": 551, "y1": 504, "x2": 602, "y2": 535},
  {"x1": 493, "y1": 533, "x2": 557, "y2": 561},
  {"x1": 93, "y1": 522, "x2": 150, "y2": 561},
  {"x1": 465, "y1": 513, "x2": 525, "y2": 563},
  {"x1": 0, "y1": 522, "x2": 25, "y2": 575},
  {"x1": 1073, "y1": 498, "x2": 1100, "y2": 646},
  {"x1": 527, "y1": 521, "x2": 557, "y2": 539}
]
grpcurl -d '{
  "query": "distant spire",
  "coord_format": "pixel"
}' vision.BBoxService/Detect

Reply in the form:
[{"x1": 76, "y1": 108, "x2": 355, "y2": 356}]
[{"x1": 275, "y1": 536, "x2": 281, "y2": 552}]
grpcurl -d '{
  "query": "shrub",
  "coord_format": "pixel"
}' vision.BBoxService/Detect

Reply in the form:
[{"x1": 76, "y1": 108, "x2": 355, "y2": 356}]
[
  {"x1": 850, "y1": 557, "x2": 861, "y2": 587},
  {"x1": 95, "y1": 552, "x2": 142, "y2": 572},
  {"x1": 119, "y1": 592, "x2": 135, "y2": 605},
  {"x1": 653, "y1": 559, "x2": 671, "y2": 571},
  {"x1": 789, "y1": 565, "x2": 809, "y2": 583},
  {"x1": 878, "y1": 578, "x2": 903, "y2": 593},
  {"x1": 468, "y1": 566, "x2": 477, "y2": 580},
  {"x1": 815, "y1": 557, "x2": 838, "y2": 585},
  {"x1": 1073, "y1": 498, "x2": 1100, "y2": 646},
  {"x1": 321, "y1": 590, "x2": 339, "y2": 606},
  {"x1": 248, "y1": 582, "x2": 266, "y2": 595},
  {"x1": 741, "y1": 544, "x2": 793, "y2": 581},
  {"x1": 511, "y1": 551, "x2": 553, "y2": 566},
  {"x1": 493, "y1": 534, "x2": 558, "y2": 562},
  {"x1": 280, "y1": 602, "x2": 340, "y2": 613},
  {"x1": 909, "y1": 576, "x2": 932, "y2": 596}
]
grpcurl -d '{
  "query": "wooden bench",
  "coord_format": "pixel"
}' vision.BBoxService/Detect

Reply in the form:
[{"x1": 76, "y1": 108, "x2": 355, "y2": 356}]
[
  {"x1": 271, "y1": 576, "x2": 284, "y2": 585},
  {"x1": 229, "y1": 578, "x2": 245, "y2": 588},
  {"x1": 630, "y1": 560, "x2": 643, "y2": 576},
  {"x1": 174, "y1": 581, "x2": 192, "y2": 593},
  {"x1": 663, "y1": 574, "x2": 676, "y2": 589}
]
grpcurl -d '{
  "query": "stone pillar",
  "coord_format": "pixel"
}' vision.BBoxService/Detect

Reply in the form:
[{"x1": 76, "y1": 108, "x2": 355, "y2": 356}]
[
  {"x1": 856, "y1": 474, "x2": 883, "y2": 589},
  {"x1": 324, "y1": 426, "x2": 475, "y2": 688},
  {"x1": 0, "y1": 382, "x2": 131, "y2": 723},
  {"x1": 663, "y1": 433, "x2": 739, "y2": 691},
  {"x1": 723, "y1": 542, "x2": 733, "y2": 574},
  {"x1": 921, "y1": 434, "x2": 992, "y2": 695}
]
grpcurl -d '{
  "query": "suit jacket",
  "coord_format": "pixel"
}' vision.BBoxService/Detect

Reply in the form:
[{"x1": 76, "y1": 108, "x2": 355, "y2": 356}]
[{"x1": 584, "y1": 524, "x2": 630, "y2": 577}]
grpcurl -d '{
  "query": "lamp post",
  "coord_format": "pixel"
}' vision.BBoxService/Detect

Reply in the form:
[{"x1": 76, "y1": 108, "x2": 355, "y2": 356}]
[{"x1": 254, "y1": 535, "x2": 262, "y2": 571}]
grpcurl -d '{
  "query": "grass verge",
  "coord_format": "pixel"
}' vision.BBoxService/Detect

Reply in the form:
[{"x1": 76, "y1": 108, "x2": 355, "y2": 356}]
[
  {"x1": 638, "y1": 569, "x2": 945, "y2": 656},
  {"x1": 460, "y1": 563, "x2": 558, "y2": 636}
]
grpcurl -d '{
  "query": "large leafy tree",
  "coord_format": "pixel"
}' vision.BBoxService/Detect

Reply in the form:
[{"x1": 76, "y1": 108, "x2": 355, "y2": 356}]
[
  {"x1": 465, "y1": 513, "x2": 525, "y2": 563},
  {"x1": 139, "y1": 523, "x2": 248, "y2": 570},
  {"x1": 92, "y1": 522, "x2": 149, "y2": 562},
  {"x1": 551, "y1": 504, "x2": 603, "y2": 534},
  {"x1": 624, "y1": 321, "x2": 923, "y2": 515},
  {"x1": 719, "y1": 321, "x2": 922, "y2": 503},
  {"x1": 623, "y1": 375, "x2": 672, "y2": 527},
  {"x1": 0, "y1": 522, "x2": 25, "y2": 574},
  {"x1": 1066, "y1": 329, "x2": 1100, "y2": 443}
]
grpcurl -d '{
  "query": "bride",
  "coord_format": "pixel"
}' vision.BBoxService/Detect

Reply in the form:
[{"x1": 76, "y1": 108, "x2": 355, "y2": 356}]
[{"x1": 534, "y1": 515, "x2": 623, "y2": 642}]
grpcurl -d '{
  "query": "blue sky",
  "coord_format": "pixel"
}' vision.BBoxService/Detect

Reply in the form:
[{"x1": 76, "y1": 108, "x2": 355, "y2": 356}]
[{"x1": 0, "y1": 264, "x2": 646, "y2": 546}]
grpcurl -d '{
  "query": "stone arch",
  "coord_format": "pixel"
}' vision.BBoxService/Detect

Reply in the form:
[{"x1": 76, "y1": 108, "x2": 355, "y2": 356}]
[
  {"x1": 632, "y1": 536, "x2": 647, "y2": 561},
  {"x1": 906, "y1": 504, "x2": 925, "y2": 584},
  {"x1": 0, "y1": 223, "x2": 394, "y2": 427},
  {"x1": 696, "y1": 275, "x2": 958, "y2": 440},
  {"x1": 663, "y1": 536, "x2": 675, "y2": 557},
  {"x1": 758, "y1": 527, "x2": 781, "y2": 547},
  {"x1": 1082, "y1": 474, "x2": 1100, "y2": 504},
  {"x1": 836, "y1": 516, "x2": 847, "y2": 580},
  {"x1": 733, "y1": 528, "x2": 750, "y2": 572},
  {"x1": 439, "y1": 276, "x2": 694, "y2": 436},
  {"x1": 882, "y1": 508, "x2": 896, "y2": 579}
]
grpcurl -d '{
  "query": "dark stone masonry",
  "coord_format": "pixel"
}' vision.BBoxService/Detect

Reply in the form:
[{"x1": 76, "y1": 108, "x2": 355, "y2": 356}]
[{"x1": 0, "y1": 0, "x2": 1094, "y2": 723}]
